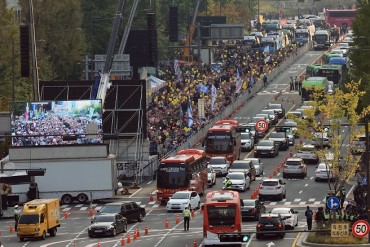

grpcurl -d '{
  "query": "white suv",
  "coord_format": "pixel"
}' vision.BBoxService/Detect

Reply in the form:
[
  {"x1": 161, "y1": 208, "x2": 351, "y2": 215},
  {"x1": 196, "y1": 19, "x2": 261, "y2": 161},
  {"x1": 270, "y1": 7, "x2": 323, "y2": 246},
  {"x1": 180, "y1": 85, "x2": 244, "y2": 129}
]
[
  {"x1": 259, "y1": 178, "x2": 286, "y2": 201},
  {"x1": 208, "y1": 156, "x2": 230, "y2": 176},
  {"x1": 166, "y1": 191, "x2": 201, "y2": 212},
  {"x1": 223, "y1": 172, "x2": 251, "y2": 191}
]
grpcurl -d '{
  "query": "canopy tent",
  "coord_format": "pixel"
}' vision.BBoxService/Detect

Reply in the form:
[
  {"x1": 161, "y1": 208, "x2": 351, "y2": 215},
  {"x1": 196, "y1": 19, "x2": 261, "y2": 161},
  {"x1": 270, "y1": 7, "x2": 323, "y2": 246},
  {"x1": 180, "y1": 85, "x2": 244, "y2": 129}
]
[{"x1": 149, "y1": 75, "x2": 166, "y2": 93}]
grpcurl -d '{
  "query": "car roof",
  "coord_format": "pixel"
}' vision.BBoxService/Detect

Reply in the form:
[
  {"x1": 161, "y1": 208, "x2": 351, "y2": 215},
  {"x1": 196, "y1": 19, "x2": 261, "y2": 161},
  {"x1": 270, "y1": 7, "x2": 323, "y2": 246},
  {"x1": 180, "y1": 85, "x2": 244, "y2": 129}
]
[
  {"x1": 232, "y1": 160, "x2": 250, "y2": 164},
  {"x1": 260, "y1": 213, "x2": 280, "y2": 217},
  {"x1": 286, "y1": 158, "x2": 302, "y2": 161},
  {"x1": 261, "y1": 178, "x2": 279, "y2": 182},
  {"x1": 106, "y1": 201, "x2": 134, "y2": 206},
  {"x1": 210, "y1": 156, "x2": 227, "y2": 160},
  {"x1": 228, "y1": 171, "x2": 246, "y2": 176}
]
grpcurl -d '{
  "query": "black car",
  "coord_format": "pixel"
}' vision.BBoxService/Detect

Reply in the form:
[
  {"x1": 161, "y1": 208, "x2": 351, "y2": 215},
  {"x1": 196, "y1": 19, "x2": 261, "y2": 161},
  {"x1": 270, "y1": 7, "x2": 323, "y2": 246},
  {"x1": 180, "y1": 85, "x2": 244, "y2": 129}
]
[
  {"x1": 97, "y1": 201, "x2": 146, "y2": 223},
  {"x1": 88, "y1": 213, "x2": 127, "y2": 237},
  {"x1": 266, "y1": 103, "x2": 286, "y2": 119},
  {"x1": 268, "y1": 132, "x2": 289, "y2": 151},
  {"x1": 253, "y1": 140, "x2": 279, "y2": 157},
  {"x1": 241, "y1": 199, "x2": 266, "y2": 220},
  {"x1": 229, "y1": 160, "x2": 257, "y2": 181},
  {"x1": 256, "y1": 213, "x2": 285, "y2": 239}
]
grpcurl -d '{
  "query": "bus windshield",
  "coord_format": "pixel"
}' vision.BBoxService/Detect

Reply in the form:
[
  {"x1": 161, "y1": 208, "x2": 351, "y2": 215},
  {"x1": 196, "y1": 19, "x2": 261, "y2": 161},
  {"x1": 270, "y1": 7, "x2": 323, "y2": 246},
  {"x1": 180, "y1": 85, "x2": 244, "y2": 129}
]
[
  {"x1": 157, "y1": 163, "x2": 188, "y2": 188},
  {"x1": 205, "y1": 134, "x2": 233, "y2": 154},
  {"x1": 207, "y1": 205, "x2": 236, "y2": 226}
]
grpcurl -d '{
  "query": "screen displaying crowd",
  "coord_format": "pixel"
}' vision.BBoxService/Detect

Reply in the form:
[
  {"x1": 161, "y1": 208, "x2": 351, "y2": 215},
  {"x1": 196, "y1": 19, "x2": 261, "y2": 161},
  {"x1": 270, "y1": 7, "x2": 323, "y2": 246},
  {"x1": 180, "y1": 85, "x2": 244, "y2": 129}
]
[{"x1": 11, "y1": 100, "x2": 103, "y2": 147}]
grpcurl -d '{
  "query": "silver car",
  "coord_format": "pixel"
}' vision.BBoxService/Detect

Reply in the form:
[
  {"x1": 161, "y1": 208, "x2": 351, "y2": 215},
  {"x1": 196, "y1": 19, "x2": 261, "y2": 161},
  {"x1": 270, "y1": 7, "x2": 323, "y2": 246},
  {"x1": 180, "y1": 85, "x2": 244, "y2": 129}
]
[
  {"x1": 240, "y1": 132, "x2": 255, "y2": 151},
  {"x1": 283, "y1": 158, "x2": 307, "y2": 178},
  {"x1": 294, "y1": 144, "x2": 319, "y2": 164},
  {"x1": 261, "y1": 109, "x2": 278, "y2": 125},
  {"x1": 223, "y1": 172, "x2": 251, "y2": 191},
  {"x1": 208, "y1": 156, "x2": 230, "y2": 176},
  {"x1": 315, "y1": 163, "x2": 337, "y2": 181},
  {"x1": 245, "y1": 158, "x2": 264, "y2": 176}
]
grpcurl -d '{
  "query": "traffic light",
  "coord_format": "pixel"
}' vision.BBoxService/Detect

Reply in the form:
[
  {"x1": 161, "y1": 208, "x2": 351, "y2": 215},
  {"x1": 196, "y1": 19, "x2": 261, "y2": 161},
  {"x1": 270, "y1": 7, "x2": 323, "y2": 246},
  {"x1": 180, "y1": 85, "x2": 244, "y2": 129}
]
[
  {"x1": 20, "y1": 25, "x2": 30, "y2": 77},
  {"x1": 169, "y1": 6, "x2": 178, "y2": 42},
  {"x1": 219, "y1": 233, "x2": 251, "y2": 242},
  {"x1": 324, "y1": 127, "x2": 329, "y2": 132}
]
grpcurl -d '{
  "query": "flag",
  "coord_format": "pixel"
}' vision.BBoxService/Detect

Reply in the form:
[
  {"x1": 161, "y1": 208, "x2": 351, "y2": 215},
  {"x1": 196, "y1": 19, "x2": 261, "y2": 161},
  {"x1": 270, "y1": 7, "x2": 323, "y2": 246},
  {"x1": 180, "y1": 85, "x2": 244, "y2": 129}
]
[
  {"x1": 211, "y1": 84, "x2": 217, "y2": 111},
  {"x1": 250, "y1": 75, "x2": 255, "y2": 86},
  {"x1": 174, "y1": 59, "x2": 182, "y2": 82},
  {"x1": 186, "y1": 97, "x2": 193, "y2": 128},
  {"x1": 179, "y1": 104, "x2": 183, "y2": 127},
  {"x1": 25, "y1": 103, "x2": 29, "y2": 121},
  {"x1": 263, "y1": 45, "x2": 270, "y2": 53},
  {"x1": 235, "y1": 69, "x2": 242, "y2": 94}
]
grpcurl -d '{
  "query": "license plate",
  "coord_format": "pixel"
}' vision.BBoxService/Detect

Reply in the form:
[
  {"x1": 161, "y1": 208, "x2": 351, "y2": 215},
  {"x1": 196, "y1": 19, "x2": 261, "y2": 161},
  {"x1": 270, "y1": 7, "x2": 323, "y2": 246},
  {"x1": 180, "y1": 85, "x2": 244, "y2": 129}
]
[
  {"x1": 94, "y1": 230, "x2": 103, "y2": 233},
  {"x1": 265, "y1": 187, "x2": 273, "y2": 190}
]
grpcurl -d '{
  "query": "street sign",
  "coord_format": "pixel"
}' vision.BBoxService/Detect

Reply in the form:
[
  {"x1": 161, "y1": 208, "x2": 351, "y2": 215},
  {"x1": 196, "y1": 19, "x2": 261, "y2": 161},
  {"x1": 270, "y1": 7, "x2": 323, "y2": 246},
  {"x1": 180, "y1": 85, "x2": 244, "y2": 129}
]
[
  {"x1": 331, "y1": 223, "x2": 349, "y2": 237},
  {"x1": 326, "y1": 196, "x2": 340, "y2": 210},
  {"x1": 352, "y1": 220, "x2": 370, "y2": 238},
  {"x1": 255, "y1": 120, "x2": 268, "y2": 132}
]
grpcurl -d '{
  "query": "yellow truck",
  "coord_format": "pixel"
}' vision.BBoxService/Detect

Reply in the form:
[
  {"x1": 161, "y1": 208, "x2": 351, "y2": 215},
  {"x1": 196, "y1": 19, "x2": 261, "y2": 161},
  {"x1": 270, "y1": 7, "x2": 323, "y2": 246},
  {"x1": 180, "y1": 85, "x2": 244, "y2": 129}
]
[{"x1": 17, "y1": 199, "x2": 61, "y2": 241}]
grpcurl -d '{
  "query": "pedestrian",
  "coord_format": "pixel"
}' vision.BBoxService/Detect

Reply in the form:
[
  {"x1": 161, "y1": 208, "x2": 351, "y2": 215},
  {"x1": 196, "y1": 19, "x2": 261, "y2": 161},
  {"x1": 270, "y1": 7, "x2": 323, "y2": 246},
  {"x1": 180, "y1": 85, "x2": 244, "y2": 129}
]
[
  {"x1": 263, "y1": 73, "x2": 268, "y2": 87},
  {"x1": 183, "y1": 206, "x2": 191, "y2": 231},
  {"x1": 295, "y1": 76, "x2": 299, "y2": 91},
  {"x1": 340, "y1": 187, "x2": 346, "y2": 209},
  {"x1": 305, "y1": 206, "x2": 313, "y2": 230},
  {"x1": 14, "y1": 205, "x2": 21, "y2": 231},
  {"x1": 315, "y1": 207, "x2": 325, "y2": 233},
  {"x1": 224, "y1": 176, "x2": 232, "y2": 190},
  {"x1": 289, "y1": 76, "x2": 294, "y2": 91},
  {"x1": 0, "y1": 241, "x2": 4, "y2": 247}
]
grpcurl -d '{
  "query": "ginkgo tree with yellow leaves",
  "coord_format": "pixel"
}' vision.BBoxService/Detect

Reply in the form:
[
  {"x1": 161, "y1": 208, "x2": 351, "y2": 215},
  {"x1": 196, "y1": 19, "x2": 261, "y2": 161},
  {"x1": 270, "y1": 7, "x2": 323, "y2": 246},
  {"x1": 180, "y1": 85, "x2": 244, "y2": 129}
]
[{"x1": 293, "y1": 80, "x2": 370, "y2": 195}]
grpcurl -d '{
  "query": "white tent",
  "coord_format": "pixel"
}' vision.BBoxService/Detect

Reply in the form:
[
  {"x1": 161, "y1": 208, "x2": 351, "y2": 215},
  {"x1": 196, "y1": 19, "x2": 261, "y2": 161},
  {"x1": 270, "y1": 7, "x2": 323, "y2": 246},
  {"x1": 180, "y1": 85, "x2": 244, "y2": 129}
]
[{"x1": 149, "y1": 75, "x2": 166, "y2": 93}]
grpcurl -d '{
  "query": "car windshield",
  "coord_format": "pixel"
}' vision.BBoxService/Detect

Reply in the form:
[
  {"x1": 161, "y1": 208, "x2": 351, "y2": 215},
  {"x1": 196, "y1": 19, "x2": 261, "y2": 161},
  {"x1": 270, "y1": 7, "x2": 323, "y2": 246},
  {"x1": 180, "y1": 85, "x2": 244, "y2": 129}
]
[
  {"x1": 209, "y1": 158, "x2": 227, "y2": 164},
  {"x1": 301, "y1": 146, "x2": 315, "y2": 152},
  {"x1": 258, "y1": 141, "x2": 273, "y2": 146},
  {"x1": 270, "y1": 133, "x2": 285, "y2": 138},
  {"x1": 286, "y1": 161, "x2": 301, "y2": 166},
  {"x1": 228, "y1": 173, "x2": 245, "y2": 179},
  {"x1": 18, "y1": 214, "x2": 39, "y2": 224},
  {"x1": 231, "y1": 163, "x2": 248, "y2": 169},
  {"x1": 93, "y1": 215, "x2": 115, "y2": 223},
  {"x1": 243, "y1": 200, "x2": 256, "y2": 206},
  {"x1": 241, "y1": 133, "x2": 252, "y2": 139},
  {"x1": 271, "y1": 208, "x2": 290, "y2": 214},
  {"x1": 318, "y1": 164, "x2": 331, "y2": 170},
  {"x1": 262, "y1": 181, "x2": 278, "y2": 186},
  {"x1": 262, "y1": 110, "x2": 275, "y2": 115},
  {"x1": 172, "y1": 193, "x2": 190, "y2": 199},
  {"x1": 338, "y1": 43, "x2": 349, "y2": 48},
  {"x1": 259, "y1": 217, "x2": 280, "y2": 224},
  {"x1": 268, "y1": 105, "x2": 281, "y2": 109},
  {"x1": 284, "y1": 122, "x2": 297, "y2": 127},
  {"x1": 100, "y1": 205, "x2": 121, "y2": 214}
]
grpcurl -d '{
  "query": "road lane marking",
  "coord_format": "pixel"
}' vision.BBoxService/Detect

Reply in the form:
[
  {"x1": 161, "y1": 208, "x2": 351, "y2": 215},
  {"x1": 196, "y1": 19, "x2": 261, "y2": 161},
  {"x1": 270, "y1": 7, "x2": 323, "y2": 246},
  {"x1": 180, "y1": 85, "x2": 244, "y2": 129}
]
[
  {"x1": 148, "y1": 201, "x2": 156, "y2": 204},
  {"x1": 80, "y1": 207, "x2": 88, "y2": 211},
  {"x1": 308, "y1": 198, "x2": 315, "y2": 202},
  {"x1": 299, "y1": 201, "x2": 307, "y2": 205},
  {"x1": 310, "y1": 177, "x2": 313, "y2": 180},
  {"x1": 294, "y1": 199, "x2": 301, "y2": 202},
  {"x1": 304, "y1": 183, "x2": 308, "y2": 186},
  {"x1": 284, "y1": 202, "x2": 291, "y2": 205},
  {"x1": 129, "y1": 188, "x2": 143, "y2": 198},
  {"x1": 269, "y1": 202, "x2": 277, "y2": 205},
  {"x1": 314, "y1": 201, "x2": 321, "y2": 204},
  {"x1": 147, "y1": 180, "x2": 153, "y2": 184},
  {"x1": 299, "y1": 190, "x2": 302, "y2": 194},
  {"x1": 75, "y1": 204, "x2": 83, "y2": 207}
]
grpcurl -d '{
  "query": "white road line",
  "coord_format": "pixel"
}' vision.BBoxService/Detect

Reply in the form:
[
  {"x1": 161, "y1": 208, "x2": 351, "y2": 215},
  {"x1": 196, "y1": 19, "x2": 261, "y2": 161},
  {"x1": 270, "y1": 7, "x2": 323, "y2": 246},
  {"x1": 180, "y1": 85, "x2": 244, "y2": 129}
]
[
  {"x1": 60, "y1": 205, "x2": 68, "y2": 208},
  {"x1": 299, "y1": 190, "x2": 302, "y2": 194},
  {"x1": 147, "y1": 181, "x2": 153, "y2": 185},
  {"x1": 284, "y1": 202, "x2": 292, "y2": 205},
  {"x1": 75, "y1": 204, "x2": 83, "y2": 208},
  {"x1": 282, "y1": 199, "x2": 287, "y2": 202},
  {"x1": 308, "y1": 198, "x2": 315, "y2": 202},
  {"x1": 62, "y1": 208, "x2": 70, "y2": 211},
  {"x1": 152, "y1": 204, "x2": 159, "y2": 208},
  {"x1": 90, "y1": 204, "x2": 97, "y2": 207},
  {"x1": 129, "y1": 188, "x2": 143, "y2": 198},
  {"x1": 310, "y1": 177, "x2": 313, "y2": 180},
  {"x1": 299, "y1": 202, "x2": 306, "y2": 205},
  {"x1": 136, "y1": 201, "x2": 142, "y2": 205},
  {"x1": 314, "y1": 201, "x2": 321, "y2": 204},
  {"x1": 305, "y1": 183, "x2": 308, "y2": 186},
  {"x1": 80, "y1": 207, "x2": 88, "y2": 211},
  {"x1": 269, "y1": 202, "x2": 277, "y2": 205},
  {"x1": 294, "y1": 198, "x2": 301, "y2": 202},
  {"x1": 95, "y1": 206, "x2": 102, "y2": 211},
  {"x1": 148, "y1": 201, "x2": 156, "y2": 204}
]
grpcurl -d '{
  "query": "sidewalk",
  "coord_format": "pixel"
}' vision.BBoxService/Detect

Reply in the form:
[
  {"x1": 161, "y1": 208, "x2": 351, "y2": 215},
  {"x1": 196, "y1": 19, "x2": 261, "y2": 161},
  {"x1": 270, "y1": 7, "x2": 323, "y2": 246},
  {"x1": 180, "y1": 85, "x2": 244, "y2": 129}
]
[{"x1": 294, "y1": 231, "x2": 370, "y2": 247}]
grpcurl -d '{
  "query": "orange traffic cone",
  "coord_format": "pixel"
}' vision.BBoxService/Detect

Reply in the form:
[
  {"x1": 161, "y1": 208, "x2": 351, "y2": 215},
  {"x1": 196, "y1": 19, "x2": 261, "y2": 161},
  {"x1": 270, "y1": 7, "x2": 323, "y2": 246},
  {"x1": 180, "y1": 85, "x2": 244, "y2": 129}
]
[
  {"x1": 290, "y1": 151, "x2": 293, "y2": 157},
  {"x1": 165, "y1": 216, "x2": 170, "y2": 228},
  {"x1": 137, "y1": 229, "x2": 141, "y2": 238},
  {"x1": 9, "y1": 224, "x2": 14, "y2": 233},
  {"x1": 0, "y1": 231, "x2": 2, "y2": 236},
  {"x1": 191, "y1": 209, "x2": 195, "y2": 217},
  {"x1": 176, "y1": 214, "x2": 180, "y2": 224},
  {"x1": 150, "y1": 193, "x2": 154, "y2": 202},
  {"x1": 193, "y1": 239, "x2": 197, "y2": 247},
  {"x1": 273, "y1": 169, "x2": 277, "y2": 176},
  {"x1": 133, "y1": 229, "x2": 137, "y2": 240},
  {"x1": 145, "y1": 225, "x2": 149, "y2": 235},
  {"x1": 121, "y1": 234, "x2": 125, "y2": 246},
  {"x1": 268, "y1": 174, "x2": 272, "y2": 179},
  {"x1": 64, "y1": 211, "x2": 69, "y2": 219},
  {"x1": 89, "y1": 208, "x2": 94, "y2": 217},
  {"x1": 97, "y1": 242, "x2": 101, "y2": 247},
  {"x1": 127, "y1": 233, "x2": 131, "y2": 244},
  {"x1": 74, "y1": 241, "x2": 76, "y2": 247}
]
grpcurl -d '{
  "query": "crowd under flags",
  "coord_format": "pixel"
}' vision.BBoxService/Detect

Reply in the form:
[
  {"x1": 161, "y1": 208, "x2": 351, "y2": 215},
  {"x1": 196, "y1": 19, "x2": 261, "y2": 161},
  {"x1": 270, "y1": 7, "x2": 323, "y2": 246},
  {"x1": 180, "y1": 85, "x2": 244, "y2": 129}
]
[
  {"x1": 173, "y1": 59, "x2": 183, "y2": 82},
  {"x1": 263, "y1": 45, "x2": 270, "y2": 53},
  {"x1": 211, "y1": 84, "x2": 217, "y2": 111},
  {"x1": 235, "y1": 69, "x2": 242, "y2": 94},
  {"x1": 186, "y1": 96, "x2": 193, "y2": 128}
]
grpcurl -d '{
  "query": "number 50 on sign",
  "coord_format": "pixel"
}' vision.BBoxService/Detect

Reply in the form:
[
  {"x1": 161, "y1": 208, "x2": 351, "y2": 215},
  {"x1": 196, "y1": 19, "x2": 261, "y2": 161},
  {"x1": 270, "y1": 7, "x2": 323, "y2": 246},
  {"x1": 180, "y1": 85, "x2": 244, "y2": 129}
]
[{"x1": 352, "y1": 220, "x2": 370, "y2": 238}]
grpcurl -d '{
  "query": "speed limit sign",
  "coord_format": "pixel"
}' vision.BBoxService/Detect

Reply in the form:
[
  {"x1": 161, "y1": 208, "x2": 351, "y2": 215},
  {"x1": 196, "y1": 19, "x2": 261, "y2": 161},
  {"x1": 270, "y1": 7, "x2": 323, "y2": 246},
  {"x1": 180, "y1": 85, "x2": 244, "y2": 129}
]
[
  {"x1": 255, "y1": 120, "x2": 268, "y2": 132},
  {"x1": 352, "y1": 220, "x2": 370, "y2": 238}
]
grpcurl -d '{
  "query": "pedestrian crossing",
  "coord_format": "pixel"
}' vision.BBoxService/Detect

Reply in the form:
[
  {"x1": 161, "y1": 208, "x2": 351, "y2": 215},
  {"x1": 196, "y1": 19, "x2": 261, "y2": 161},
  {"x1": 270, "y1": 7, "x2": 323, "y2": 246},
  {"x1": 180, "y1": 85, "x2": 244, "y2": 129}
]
[
  {"x1": 60, "y1": 197, "x2": 326, "y2": 212},
  {"x1": 257, "y1": 91, "x2": 300, "y2": 95}
]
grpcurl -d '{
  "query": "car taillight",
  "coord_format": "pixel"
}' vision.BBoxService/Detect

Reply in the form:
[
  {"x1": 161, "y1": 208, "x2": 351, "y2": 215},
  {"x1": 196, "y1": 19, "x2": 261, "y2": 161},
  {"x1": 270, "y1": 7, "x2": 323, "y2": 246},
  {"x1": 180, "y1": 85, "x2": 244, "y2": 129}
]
[
  {"x1": 252, "y1": 208, "x2": 257, "y2": 213},
  {"x1": 283, "y1": 165, "x2": 288, "y2": 168},
  {"x1": 278, "y1": 223, "x2": 283, "y2": 230},
  {"x1": 257, "y1": 224, "x2": 263, "y2": 229},
  {"x1": 275, "y1": 186, "x2": 281, "y2": 189},
  {"x1": 259, "y1": 185, "x2": 264, "y2": 189},
  {"x1": 299, "y1": 165, "x2": 304, "y2": 168},
  {"x1": 315, "y1": 170, "x2": 321, "y2": 173}
]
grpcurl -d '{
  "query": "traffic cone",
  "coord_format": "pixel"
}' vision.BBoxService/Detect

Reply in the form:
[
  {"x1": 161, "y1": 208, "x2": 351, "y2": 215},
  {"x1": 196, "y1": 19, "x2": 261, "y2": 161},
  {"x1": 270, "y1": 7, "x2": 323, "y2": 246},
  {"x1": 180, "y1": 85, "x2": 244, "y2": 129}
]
[
  {"x1": 64, "y1": 211, "x2": 69, "y2": 219},
  {"x1": 300, "y1": 139, "x2": 303, "y2": 145},
  {"x1": 127, "y1": 233, "x2": 131, "y2": 244},
  {"x1": 145, "y1": 225, "x2": 149, "y2": 235},
  {"x1": 137, "y1": 229, "x2": 141, "y2": 238},
  {"x1": 276, "y1": 166, "x2": 280, "y2": 172},
  {"x1": 10, "y1": 224, "x2": 14, "y2": 233},
  {"x1": 89, "y1": 207, "x2": 94, "y2": 217},
  {"x1": 191, "y1": 209, "x2": 195, "y2": 218},
  {"x1": 97, "y1": 242, "x2": 101, "y2": 247},
  {"x1": 176, "y1": 214, "x2": 180, "y2": 224},
  {"x1": 165, "y1": 216, "x2": 170, "y2": 228},
  {"x1": 290, "y1": 151, "x2": 293, "y2": 157},
  {"x1": 281, "y1": 161, "x2": 285, "y2": 167},
  {"x1": 121, "y1": 234, "x2": 125, "y2": 246},
  {"x1": 193, "y1": 239, "x2": 197, "y2": 247},
  {"x1": 150, "y1": 193, "x2": 154, "y2": 202},
  {"x1": 74, "y1": 241, "x2": 76, "y2": 247},
  {"x1": 133, "y1": 229, "x2": 137, "y2": 240},
  {"x1": 273, "y1": 169, "x2": 277, "y2": 176},
  {"x1": 268, "y1": 174, "x2": 272, "y2": 179},
  {"x1": 0, "y1": 231, "x2": 2, "y2": 236}
]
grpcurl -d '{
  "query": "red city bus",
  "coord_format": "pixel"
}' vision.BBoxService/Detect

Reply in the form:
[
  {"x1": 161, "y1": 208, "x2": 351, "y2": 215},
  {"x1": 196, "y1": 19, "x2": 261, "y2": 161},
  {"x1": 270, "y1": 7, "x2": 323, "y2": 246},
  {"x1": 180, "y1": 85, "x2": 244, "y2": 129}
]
[
  {"x1": 325, "y1": 9, "x2": 357, "y2": 27},
  {"x1": 202, "y1": 190, "x2": 242, "y2": 246},
  {"x1": 203, "y1": 120, "x2": 241, "y2": 163},
  {"x1": 156, "y1": 149, "x2": 208, "y2": 203}
]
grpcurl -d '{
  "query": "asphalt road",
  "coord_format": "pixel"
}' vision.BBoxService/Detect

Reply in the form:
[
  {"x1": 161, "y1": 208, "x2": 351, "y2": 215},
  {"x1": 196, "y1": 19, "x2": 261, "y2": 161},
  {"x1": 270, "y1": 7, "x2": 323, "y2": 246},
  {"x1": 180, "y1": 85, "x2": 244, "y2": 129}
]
[{"x1": 0, "y1": 49, "x2": 353, "y2": 247}]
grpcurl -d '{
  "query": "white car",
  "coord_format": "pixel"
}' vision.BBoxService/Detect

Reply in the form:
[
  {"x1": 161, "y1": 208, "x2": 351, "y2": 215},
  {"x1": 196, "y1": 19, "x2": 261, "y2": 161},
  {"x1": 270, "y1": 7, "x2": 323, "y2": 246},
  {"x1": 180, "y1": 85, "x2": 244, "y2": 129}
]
[
  {"x1": 240, "y1": 132, "x2": 255, "y2": 151},
  {"x1": 315, "y1": 163, "x2": 337, "y2": 182},
  {"x1": 259, "y1": 178, "x2": 286, "y2": 201},
  {"x1": 245, "y1": 158, "x2": 264, "y2": 176},
  {"x1": 208, "y1": 156, "x2": 230, "y2": 176},
  {"x1": 270, "y1": 208, "x2": 298, "y2": 229},
  {"x1": 207, "y1": 166, "x2": 216, "y2": 187},
  {"x1": 223, "y1": 172, "x2": 251, "y2": 191},
  {"x1": 166, "y1": 191, "x2": 200, "y2": 212}
]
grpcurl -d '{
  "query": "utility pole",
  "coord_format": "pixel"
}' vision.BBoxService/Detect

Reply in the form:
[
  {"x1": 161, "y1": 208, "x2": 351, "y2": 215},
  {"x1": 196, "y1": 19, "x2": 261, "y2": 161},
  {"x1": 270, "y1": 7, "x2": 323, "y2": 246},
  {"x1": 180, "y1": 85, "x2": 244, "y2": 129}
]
[
  {"x1": 29, "y1": 0, "x2": 40, "y2": 101},
  {"x1": 197, "y1": 22, "x2": 201, "y2": 67},
  {"x1": 366, "y1": 119, "x2": 370, "y2": 243}
]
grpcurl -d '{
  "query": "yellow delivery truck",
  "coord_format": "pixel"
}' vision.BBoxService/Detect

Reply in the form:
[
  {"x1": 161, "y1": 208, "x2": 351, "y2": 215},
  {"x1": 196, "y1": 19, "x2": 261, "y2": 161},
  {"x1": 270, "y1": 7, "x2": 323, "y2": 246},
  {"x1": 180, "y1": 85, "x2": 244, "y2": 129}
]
[{"x1": 17, "y1": 199, "x2": 61, "y2": 241}]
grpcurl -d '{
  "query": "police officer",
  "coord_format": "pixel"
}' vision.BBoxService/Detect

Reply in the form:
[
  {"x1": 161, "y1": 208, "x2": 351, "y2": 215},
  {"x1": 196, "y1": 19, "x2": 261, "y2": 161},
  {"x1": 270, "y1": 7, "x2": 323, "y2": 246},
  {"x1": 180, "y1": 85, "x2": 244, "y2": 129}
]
[
  {"x1": 183, "y1": 207, "x2": 191, "y2": 231},
  {"x1": 14, "y1": 205, "x2": 21, "y2": 231},
  {"x1": 225, "y1": 176, "x2": 232, "y2": 190},
  {"x1": 289, "y1": 76, "x2": 294, "y2": 91},
  {"x1": 340, "y1": 188, "x2": 346, "y2": 209}
]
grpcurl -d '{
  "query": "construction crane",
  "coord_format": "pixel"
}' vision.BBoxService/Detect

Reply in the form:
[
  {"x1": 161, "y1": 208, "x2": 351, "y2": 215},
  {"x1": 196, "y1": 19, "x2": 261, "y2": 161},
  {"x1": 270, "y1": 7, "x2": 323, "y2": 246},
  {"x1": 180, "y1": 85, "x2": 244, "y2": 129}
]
[{"x1": 183, "y1": 0, "x2": 201, "y2": 61}]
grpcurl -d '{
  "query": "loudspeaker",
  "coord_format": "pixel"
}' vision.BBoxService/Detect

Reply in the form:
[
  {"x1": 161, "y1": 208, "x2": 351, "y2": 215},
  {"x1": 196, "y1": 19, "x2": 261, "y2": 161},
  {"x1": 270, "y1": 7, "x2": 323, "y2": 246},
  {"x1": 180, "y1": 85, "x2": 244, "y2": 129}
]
[
  {"x1": 147, "y1": 12, "x2": 157, "y2": 66},
  {"x1": 27, "y1": 182, "x2": 39, "y2": 200},
  {"x1": 20, "y1": 25, "x2": 30, "y2": 77},
  {"x1": 169, "y1": 6, "x2": 178, "y2": 42}
]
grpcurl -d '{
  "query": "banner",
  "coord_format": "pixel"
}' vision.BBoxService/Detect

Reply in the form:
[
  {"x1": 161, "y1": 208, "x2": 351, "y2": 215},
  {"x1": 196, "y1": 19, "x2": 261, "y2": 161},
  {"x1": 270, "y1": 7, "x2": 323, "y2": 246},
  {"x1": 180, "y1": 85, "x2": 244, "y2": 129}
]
[
  {"x1": 211, "y1": 84, "x2": 217, "y2": 111},
  {"x1": 186, "y1": 97, "x2": 193, "y2": 128},
  {"x1": 198, "y1": 99, "x2": 205, "y2": 118},
  {"x1": 174, "y1": 59, "x2": 183, "y2": 82},
  {"x1": 235, "y1": 69, "x2": 242, "y2": 94}
]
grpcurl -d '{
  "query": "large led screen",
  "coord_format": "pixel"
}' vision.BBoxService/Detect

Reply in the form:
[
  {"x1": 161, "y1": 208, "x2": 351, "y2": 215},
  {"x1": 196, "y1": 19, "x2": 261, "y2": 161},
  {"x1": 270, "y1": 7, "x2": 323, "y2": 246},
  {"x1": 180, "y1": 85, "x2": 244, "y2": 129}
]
[{"x1": 11, "y1": 100, "x2": 103, "y2": 147}]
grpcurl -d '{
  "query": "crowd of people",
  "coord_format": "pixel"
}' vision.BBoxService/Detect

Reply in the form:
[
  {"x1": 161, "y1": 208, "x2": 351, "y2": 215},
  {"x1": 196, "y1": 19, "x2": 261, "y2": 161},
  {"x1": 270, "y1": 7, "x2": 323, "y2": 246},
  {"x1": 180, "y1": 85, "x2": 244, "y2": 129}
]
[{"x1": 148, "y1": 40, "x2": 301, "y2": 156}]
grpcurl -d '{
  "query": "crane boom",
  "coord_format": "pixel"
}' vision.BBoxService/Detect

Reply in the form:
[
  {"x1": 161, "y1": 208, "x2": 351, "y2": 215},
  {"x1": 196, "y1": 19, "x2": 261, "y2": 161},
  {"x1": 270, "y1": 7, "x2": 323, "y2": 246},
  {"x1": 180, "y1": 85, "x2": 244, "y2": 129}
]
[
  {"x1": 183, "y1": 0, "x2": 200, "y2": 60},
  {"x1": 95, "y1": 0, "x2": 126, "y2": 103},
  {"x1": 118, "y1": 0, "x2": 140, "y2": 54}
]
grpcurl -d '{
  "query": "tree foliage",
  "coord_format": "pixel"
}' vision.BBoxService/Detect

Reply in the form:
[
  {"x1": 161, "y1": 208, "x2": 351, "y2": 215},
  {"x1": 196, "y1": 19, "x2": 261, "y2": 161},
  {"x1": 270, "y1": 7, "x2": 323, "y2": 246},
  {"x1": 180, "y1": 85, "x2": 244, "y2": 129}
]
[{"x1": 295, "y1": 80, "x2": 370, "y2": 194}]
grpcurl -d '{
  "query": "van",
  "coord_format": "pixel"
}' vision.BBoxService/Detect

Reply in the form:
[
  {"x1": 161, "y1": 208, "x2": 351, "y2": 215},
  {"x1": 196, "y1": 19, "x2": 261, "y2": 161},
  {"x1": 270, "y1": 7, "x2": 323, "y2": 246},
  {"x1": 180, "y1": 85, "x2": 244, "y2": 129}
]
[{"x1": 266, "y1": 103, "x2": 285, "y2": 118}]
